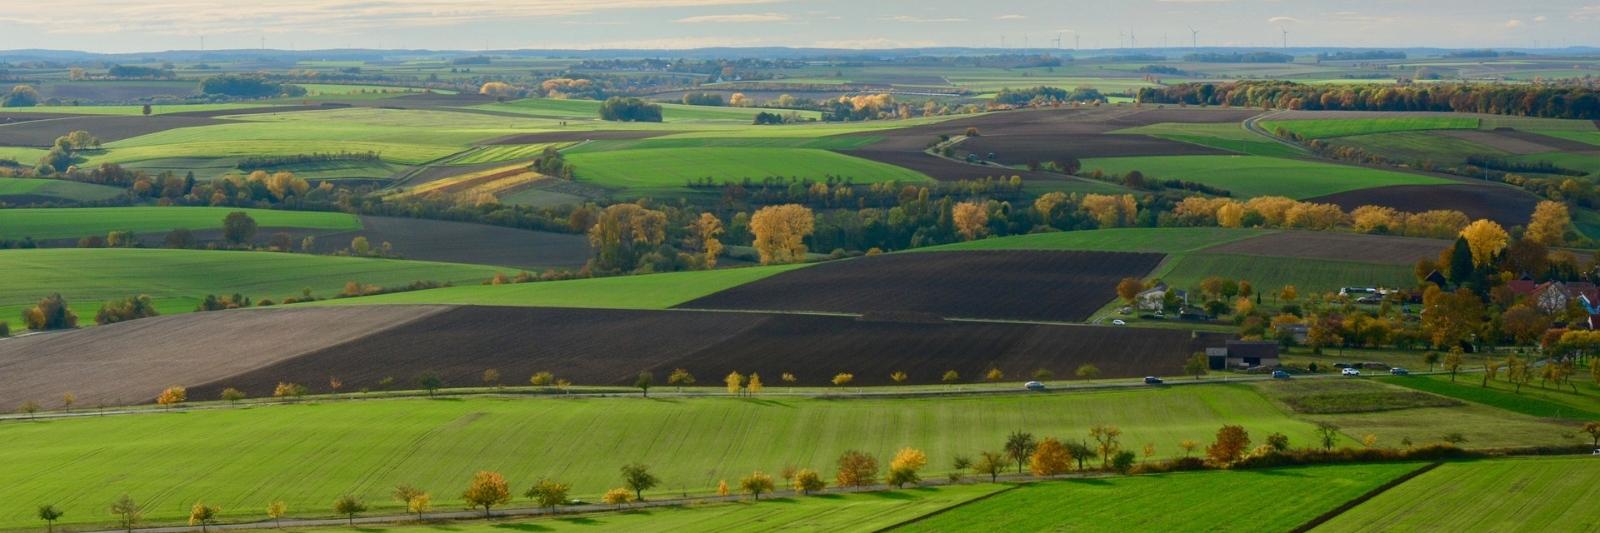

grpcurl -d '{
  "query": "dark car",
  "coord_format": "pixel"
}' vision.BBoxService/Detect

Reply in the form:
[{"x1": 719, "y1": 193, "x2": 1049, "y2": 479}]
[
  {"x1": 1272, "y1": 370, "x2": 1292, "y2": 380},
  {"x1": 1143, "y1": 376, "x2": 1164, "y2": 385},
  {"x1": 1389, "y1": 368, "x2": 1410, "y2": 376},
  {"x1": 1024, "y1": 381, "x2": 1046, "y2": 391}
]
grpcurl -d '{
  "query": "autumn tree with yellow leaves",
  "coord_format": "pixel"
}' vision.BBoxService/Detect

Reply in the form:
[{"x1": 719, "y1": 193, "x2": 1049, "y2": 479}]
[
  {"x1": 695, "y1": 212, "x2": 725, "y2": 268},
  {"x1": 1524, "y1": 201, "x2": 1570, "y2": 246},
  {"x1": 952, "y1": 201, "x2": 989, "y2": 240},
  {"x1": 1459, "y1": 219, "x2": 1509, "y2": 267},
  {"x1": 750, "y1": 204, "x2": 815, "y2": 264}
]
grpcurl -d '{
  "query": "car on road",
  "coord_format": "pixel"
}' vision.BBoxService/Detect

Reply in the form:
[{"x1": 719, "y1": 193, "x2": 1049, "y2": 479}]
[
  {"x1": 1272, "y1": 370, "x2": 1292, "y2": 379},
  {"x1": 1024, "y1": 381, "x2": 1046, "y2": 391},
  {"x1": 1389, "y1": 368, "x2": 1410, "y2": 376},
  {"x1": 1342, "y1": 368, "x2": 1362, "y2": 376},
  {"x1": 1143, "y1": 376, "x2": 1164, "y2": 385},
  {"x1": 1112, "y1": 319, "x2": 1127, "y2": 326}
]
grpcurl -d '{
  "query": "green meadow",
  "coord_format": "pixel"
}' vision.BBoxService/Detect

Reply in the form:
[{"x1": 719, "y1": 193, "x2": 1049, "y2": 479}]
[
  {"x1": 0, "y1": 248, "x2": 502, "y2": 319},
  {"x1": 1157, "y1": 253, "x2": 1416, "y2": 296},
  {"x1": 0, "y1": 206, "x2": 360, "y2": 240},
  {"x1": 317, "y1": 263, "x2": 808, "y2": 310},
  {"x1": 0, "y1": 177, "x2": 123, "y2": 202},
  {"x1": 1114, "y1": 122, "x2": 1304, "y2": 158},
  {"x1": 472, "y1": 98, "x2": 822, "y2": 122},
  {"x1": 0, "y1": 385, "x2": 1333, "y2": 530},
  {"x1": 1316, "y1": 457, "x2": 1600, "y2": 532},
  {"x1": 1262, "y1": 117, "x2": 1481, "y2": 139},
  {"x1": 566, "y1": 147, "x2": 931, "y2": 193},
  {"x1": 1080, "y1": 155, "x2": 1450, "y2": 198}
]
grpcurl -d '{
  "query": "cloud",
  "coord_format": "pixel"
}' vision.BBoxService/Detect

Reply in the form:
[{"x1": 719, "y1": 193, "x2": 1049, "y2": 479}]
[
  {"x1": 675, "y1": 13, "x2": 790, "y2": 23},
  {"x1": 994, "y1": 14, "x2": 1026, "y2": 20},
  {"x1": 811, "y1": 38, "x2": 939, "y2": 49},
  {"x1": 1534, "y1": 15, "x2": 1547, "y2": 22},
  {"x1": 1267, "y1": 16, "x2": 1301, "y2": 24},
  {"x1": 1570, "y1": 6, "x2": 1600, "y2": 22},
  {"x1": 884, "y1": 15, "x2": 967, "y2": 23},
  {"x1": 7, "y1": 0, "x2": 784, "y2": 36},
  {"x1": 1505, "y1": 19, "x2": 1523, "y2": 28}
]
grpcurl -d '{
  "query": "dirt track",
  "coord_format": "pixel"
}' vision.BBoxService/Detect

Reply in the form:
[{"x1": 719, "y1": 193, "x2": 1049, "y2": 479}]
[
  {"x1": 1309, "y1": 183, "x2": 1538, "y2": 227},
  {"x1": 1203, "y1": 231, "x2": 1450, "y2": 265},
  {"x1": 0, "y1": 305, "x2": 449, "y2": 408},
  {"x1": 679, "y1": 250, "x2": 1164, "y2": 322},
  {"x1": 185, "y1": 305, "x2": 1200, "y2": 399}
]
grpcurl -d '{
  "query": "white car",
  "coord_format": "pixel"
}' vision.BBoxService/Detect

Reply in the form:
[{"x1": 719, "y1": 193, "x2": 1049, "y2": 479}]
[
  {"x1": 1341, "y1": 368, "x2": 1361, "y2": 376},
  {"x1": 1111, "y1": 319, "x2": 1127, "y2": 326}
]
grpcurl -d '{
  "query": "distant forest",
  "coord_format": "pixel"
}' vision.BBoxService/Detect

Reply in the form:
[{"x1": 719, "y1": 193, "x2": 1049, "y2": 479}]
[{"x1": 1137, "y1": 81, "x2": 1600, "y2": 119}]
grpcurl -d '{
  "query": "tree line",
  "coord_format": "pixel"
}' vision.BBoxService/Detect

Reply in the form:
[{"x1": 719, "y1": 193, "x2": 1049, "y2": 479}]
[{"x1": 1137, "y1": 81, "x2": 1600, "y2": 119}]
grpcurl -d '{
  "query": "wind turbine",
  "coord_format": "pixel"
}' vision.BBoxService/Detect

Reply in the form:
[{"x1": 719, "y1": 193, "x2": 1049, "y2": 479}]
[
  {"x1": 1053, "y1": 33, "x2": 1063, "y2": 49},
  {"x1": 1281, "y1": 27, "x2": 1288, "y2": 49},
  {"x1": 1187, "y1": 26, "x2": 1199, "y2": 49}
]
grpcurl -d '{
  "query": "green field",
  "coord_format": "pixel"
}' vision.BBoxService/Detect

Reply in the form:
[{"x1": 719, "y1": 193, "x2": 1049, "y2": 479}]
[
  {"x1": 566, "y1": 147, "x2": 931, "y2": 193},
  {"x1": 0, "y1": 248, "x2": 502, "y2": 319},
  {"x1": 917, "y1": 227, "x2": 1271, "y2": 254},
  {"x1": 1262, "y1": 117, "x2": 1481, "y2": 139},
  {"x1": 898, "y1": 463, "x2": 1423, "y2": 532},
  {"x1": 1158, "y1": 253, "x2": 1415, "y2": 296},
  {"x1": 318, "y1": 263, "x2": 808, "y2": 310},
  {"x1": 1317, "y1": 457, "x2": 1600, "y2": 532},
  {"x1": 1507, "y1": 152, "x2": 1600, "y2": 176},
  {"x1": 1536, "y1": 130, "x2": 1600, "y2": 148},
  {"x1": 1378, "y1": 374, "x2": 1600, "y2": 421},
  {"x1": 0, "y1": 385, "x2": 1333, "y2": 530},
  {"x1": 0, "y1": 177, "x2": 124, "y2": 202},
  {"x1": 0, "y1": 206, "x2": 360, "y2": 240},
  {"x1": 1327, "y1": 131, "x2": 1512, "y2": 163},
  {"x1": 473, "y1": 98, "x2": 822, "y2": 122},
  {"x1": 450, "y1": 143, "x2": 566, "y2": 165},
  {"x1": 1080, "y1": 155, "x2": 1451, "y2": 198},
  {"x1": 291, "y1": 484, "x2": 1008, "y2": 533},
  {"x1": 564, "y1": 136, "x2": 883, "y2": 152},
  {"x1": 1114, "y1": 122, "x2": 1304, "y2": 158},
  {"x1": 0, "y1": 103, "x2": 270, "y2": 115}
]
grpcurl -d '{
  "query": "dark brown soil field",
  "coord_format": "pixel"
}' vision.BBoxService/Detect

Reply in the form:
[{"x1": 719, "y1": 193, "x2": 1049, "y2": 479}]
[
  {"x1": 846, "y1": 149, "x2": 1076, "y2": 182},
  {"x1": 958, "y1": 132, "x2": 1226, "y2": 164},
  {"x1": 1203, "y1": 231, "x2": 1450, "y2": 265},
  {"x1": 679, "y1": 250, "x2": 1164, "y2": 322},
  {"x1": 0, "y1": 306, "x2": 449, "y2": 408},
  {"x1": 0, "y1": 112, "x2": 79, "y2": 124},
  {"x1": 0, "y1": 115, "x2": 222, "y2": 146},
  {"x1": 1434, "y1": 130, "x2": 1554, "y2": 155},
  {"x1": 185, "y1": 305, "x2": 1200, "y2": 399},
  {"x1": 1487, "y1": 129, "x2": 1600, "y2": 152},
  {"x1": 484, "y1": 130, "x2": 671, "y2": 145},
  {"x1": 1309, "y1": 183, "x2": 1538, "y2": 227}
]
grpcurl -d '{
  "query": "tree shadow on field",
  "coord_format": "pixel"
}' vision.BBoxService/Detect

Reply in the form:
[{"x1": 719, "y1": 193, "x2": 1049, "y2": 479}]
[
  {"x1": 491, "y1": 523, "x2": 554, "y2": 532},
  {"x1": 811, "y1": 493, "x2": 846, "y2": 500},
  {"x1": 1252, "y1": 468, "x2": 1311, "y2": 478},
  {"x1": 763, "y1": 497, "x2": 800, "y2": 505},
  {"x1": 867, "y1": 491, "x2": 916, "y2": 500},
  {"x1": 738, "y1": 398, "x2": 794, "y2": 408},
  {"x1": 555, "y1": 516, "x2": 600, "y2": 525},
  {"x1": 1061, "y1": 477, "x2": 1113, "y2": 486},
  {"x1": 646, "y1": 397, "x2": 683, "y2": 404}
]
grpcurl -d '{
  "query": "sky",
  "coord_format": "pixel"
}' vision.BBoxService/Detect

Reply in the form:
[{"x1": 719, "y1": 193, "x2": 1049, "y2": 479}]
[{"x1": 0, "y1": 0, "x2": 1596, "y2": 53}]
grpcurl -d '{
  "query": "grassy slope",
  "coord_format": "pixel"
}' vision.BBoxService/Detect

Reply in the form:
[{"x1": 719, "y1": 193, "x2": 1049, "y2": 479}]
[
  {"x1": 566, "y1": 147, "x2": 932, "y2": 193},
  {"x1": 1113, "y1": 122, "x2": 1304, "y2": 158},
  {"x1": 1261, "y1": 117, "x2": 1481, "y2": 139},
  {"x1": 0, "y1": 385, "x2": 1331, "y2": 529},
  {"x1": 290, "y1": 484, "x2": 1008, "y2": 533},
  {"x1": 1327, "y1": 131, "x2": 1512, "y2": 163},
  {"x1": 897, "y1": 463, "x2": 1423, "y2": 532},
  {"x1": 1079, "y1": 155, "x2": 1450, "y2": 199},
  {"x1": 1377, "y1": 374, "x2": 1600, "y2": 420},
  {"x1": 1158, "y1": 253, "x2": 1416, "y2": 295},
  {"x1": 1316, "y1": 457, "x2": 1600, "y2": 532},
  {"x1": 473, "y1": 98, "x2": 823, "y2": 122},
  {"x1": 314, "y1": 263, "x2": 808, "y2": 309},
  {"x1": 0, "y1": 178, "x2": 123, "y2": 202},
  {"x1": 0, "y1": 207, "x2": 360, "y2": 240},
  {"x1": 915, "y1": 228, "x2": 1272, "y2": 254},
  {"x1": 0, "y1": 248, "x2": 502, "y2": 319}
]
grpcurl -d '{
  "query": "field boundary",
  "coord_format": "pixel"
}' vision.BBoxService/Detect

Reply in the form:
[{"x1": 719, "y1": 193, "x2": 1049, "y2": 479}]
[
  {"x1": 1286, "y1": 461, "x2": 1442, "y2": 533},
  {"x1": 869, "y1": 482, "x2": 1026, "y2": 532}
]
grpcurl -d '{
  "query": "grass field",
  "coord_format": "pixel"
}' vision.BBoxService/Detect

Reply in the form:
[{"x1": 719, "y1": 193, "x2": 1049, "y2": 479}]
[
  {"x1": 1377, "y1": 373, "x2": 1600, "y2": 421},
  {"x1": 566, "y1": 147, "x2": 931, "y2": 193},
  {"x1": 897, "y1": 463, "x2": 1423, "y2": 532},
  {"x1": 1079, "y1": 155, "x2": 1451, "y2": 198},
  {"x1": 1262, "y1": 117, "x2": 1481, "y2": 139},
  {"x1": 473, "y1": 98, "x2": 822, "y2": 122},
  {"x1": 1507, "y1": 152, "x2": 1600, "y2": 176},
  {"x1": 317, "y1": 263, "x2": 808, "y2": 309},
  {"x1": 291, "y1": 484, "x2": 1009, "y2": 533},
  {"x1": 0, "y1": 248, "x2": 502, "y2": 319},
  {"x1": 0, "y1": 206, "x2": 360, "y2": 240},
  {"x1": 0, "y1": 385, "x2": 1334, "y2": 529},
  {"x1": 1113, "y1": 122, "x2": 1305, "y2": 158},
  {"x1": 449, "y1": 143, "x2": 566, "y2": 165},
  {"x1": 1157, "y1": 253, "x2": 1415, "y2": 296},
  {"x1": 0, "y1": 177, "x2": 124, "y2": 202},
  {"x1": 1316, "y1": 457, "x2": 1600, "y2": 532},
  {"x1": 563, "y1": 136, "x2": 882, "y2": 152},
  {"x1": 1535, "y1": 130, "x2": 1600, "y2": 148},
  {"x1": 1327, "y1": 131, "x2": 1512, "y2": 163},
  {"x1": 916, "y1": 228, "x2": 1271, "y2": 254}
]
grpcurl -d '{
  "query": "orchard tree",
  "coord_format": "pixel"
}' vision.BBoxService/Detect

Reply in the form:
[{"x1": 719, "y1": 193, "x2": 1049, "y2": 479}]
[
  {"x1": 1075, "y1": 364, "x2": 1101, "y2": 380},
  {"x1": 1004, "y1": 431, "x2": 1038, "y2": 473},
  {"x1": 890, "y1": 371, "x2": 909, "y2": 384},
  {"x1": 188, "y1": 502, "x2": 219, "y2": 533},
  {"x1": 524, "y1": 479, "x2": 570, "y2": 513},
  {"x1": 602, "y1": 488, "x2": 633, "y2": 507},
  {"x1": 222, "y1": 211, "x2": 257, "y2": 245},
  {"x1": 1090, "y1": 425, "x2": 1123, "y2": 467},
  {"x1": 1582, "y1": 422, "x2": 1600, "y2": 448},
  {"x1": 634, "y1": 371, "x2": 653, "y2": 397},
  {"x1": 973, "y1": 451, "x2": 1006, "y2": 482},
  {"x1": 740, "y1": 471, "x2": 775, "y2": 500},
  {"x1": 620, "y1": 463, "x2": 659, "y2": 501},
  {"x1": 747, "y1": 373, "x2": 763, "y2": 394},
  {"x1": 1184, "y1": 352, "x2": 1209, "y2": 379},
  {"x1": 333, "y1": 495, "x2": 366, "y2": 526},
  {"x1": 1029, "y1": 437, "x2": 1072, "y2": 476},
  {"x1": 265, "y1": 501, "x2": 287, "y2": 528},
  {"x1": 462, "y1": 471, "x2": 511, "y2": 517},
  {"x1": 220, "y1": 388, "x2": 247, "y2": 403},
  {"x1": 393, "y1": 484, "x2": 427, "y2": 520},
  {"x1": 1316, "y1": 422, "x2": 1340, "y2": 450},
  {"x1": 110, "y1": 494, "x2": 142, "y2": 533},
  {"x1": 1206, "y1": 425, "x2": 1250, "y2": 465},
  {"x1": 725, "y1": 371, "x2": 744, "y2": 395},
  {"x1": 835, "y1": 450, "x2": 879, "y2": 488},
  {"x1": 695, "y1": 213, "x2": 725, "y2": 268},
  {"x1": 668, "y1": 368, "x2": 695, "y2": 391},
  {"x1": 1443, "y1": 348, "x2": 1465, "y2": 381},
  {"x1": 38, "y1": 505, "x2": 63, "y2": 533},
  {"x1": 791, "y1": 469, "x2": 825, "y2": 495},
  {"x1": 156, "y1": 385, "x2": 187, "y2": 408},
  {"x1": 887, "y1": 447, "x2": 928, "y2": 488},
  {"x1": 942, "y1": 370, "x2": 960, "y2": 386}
]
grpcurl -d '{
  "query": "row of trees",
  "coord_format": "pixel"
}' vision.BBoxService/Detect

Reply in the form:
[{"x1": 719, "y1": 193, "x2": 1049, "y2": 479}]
[{"x1": 1137, "y1": 80, "x2": 1600, "y2": 119}]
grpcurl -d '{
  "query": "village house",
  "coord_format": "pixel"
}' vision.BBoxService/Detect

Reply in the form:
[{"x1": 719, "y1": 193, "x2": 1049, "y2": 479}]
[{"x1": 1205, "y1": 340, "x2": 1281, "y2": 370}]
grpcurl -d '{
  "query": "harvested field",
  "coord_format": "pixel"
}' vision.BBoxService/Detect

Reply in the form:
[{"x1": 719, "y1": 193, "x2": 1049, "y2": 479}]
[
  {"x1": 484, "y1": 130, "x2": 670, "y2": 144},
  {"x1": 1310, "y1": 183, "x2": 1538, "y2": 227},
  {"x1": 846, "y1": 149, "x2": 1089, "y2": 183},
  {"x1": 393, "y1": 164, "x2": 544, "y2": 198},
  {"x1": 1435, "y1": 129, "x2": 1564, "y2": 155},
  {"x1": 1483, "y1": 129, "x2": 1600, "y2": 152},
  {"x1": 958, "y1": 132, "x2": 1227, "y2": 165},
  {"x1": 309, "y1": 216, "x2": 591, "y2": 269},
  {"x1": 679, "y1": 250, "x2": 1163, "y2": 322},
  {"x1": 0, "y1": 305, "x2": 449, "y2": 408},
  {"x1": 185, "y1": 305, "x2": 1200, "y2": 399},
  {"x1": 1202, "y1": 231, "x2": 1450, "y2": 265},
  {"x1": 0, "y1": 115, "x2": 223, "y2": 146}
]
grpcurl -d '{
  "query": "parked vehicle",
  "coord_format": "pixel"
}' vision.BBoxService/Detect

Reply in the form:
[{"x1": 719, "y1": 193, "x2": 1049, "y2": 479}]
[
  {"x1": 1272, "y1": 370, "x2": 1292, "y2": 379},
  {"x1": 1342, "y1": 368, "x2": 1362, "y2": 376},
  {"x1": 1389, "y1": 368, "x2": 1410, "y2": 376},
  {"x1": 1144, "y1": 376, "x2": 1164, "y2": 385},
  {"x1": 1024, "y1": 381, "x2": 1046, "y2": 391},
  {"x1": 1112, "y1": 319, "x2": 1127, "y2": 326}
]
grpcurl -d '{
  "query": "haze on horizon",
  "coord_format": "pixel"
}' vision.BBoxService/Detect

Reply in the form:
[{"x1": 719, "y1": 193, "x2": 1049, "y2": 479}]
[{"x1": 0, "y1": 0, "x2": 1596, "y2": 54}]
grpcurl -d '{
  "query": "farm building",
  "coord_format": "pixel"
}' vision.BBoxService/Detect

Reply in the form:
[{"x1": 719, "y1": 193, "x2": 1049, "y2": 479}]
[
  {"x1": 1205, "y1": 340, "x2": 1281, "y2": 370},
  {"x1": 1507, "y1": 280, "x2": 1600, "y2": 314}
]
